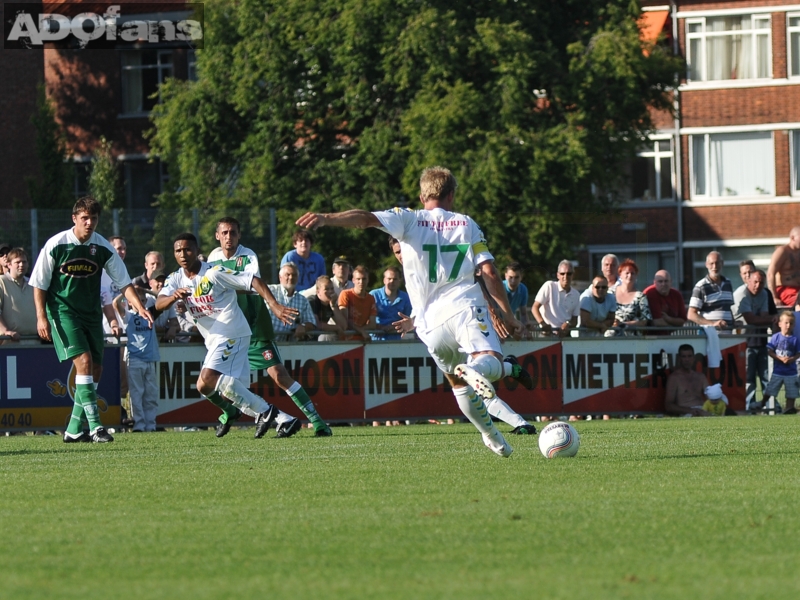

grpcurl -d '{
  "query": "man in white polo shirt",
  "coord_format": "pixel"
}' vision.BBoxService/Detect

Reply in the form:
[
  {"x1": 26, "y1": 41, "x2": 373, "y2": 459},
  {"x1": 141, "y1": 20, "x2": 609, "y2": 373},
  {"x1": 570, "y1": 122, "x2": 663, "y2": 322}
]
[{"x1": 532, "y1": 260, "x2": 580, "y2": 337}]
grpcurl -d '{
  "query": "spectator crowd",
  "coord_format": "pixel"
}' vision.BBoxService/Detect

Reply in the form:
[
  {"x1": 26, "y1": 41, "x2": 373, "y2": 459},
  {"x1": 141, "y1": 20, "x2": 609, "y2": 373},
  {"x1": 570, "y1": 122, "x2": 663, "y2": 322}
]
[{"x1": 4, "y1": 223, "x2": 800, "y2": 429}]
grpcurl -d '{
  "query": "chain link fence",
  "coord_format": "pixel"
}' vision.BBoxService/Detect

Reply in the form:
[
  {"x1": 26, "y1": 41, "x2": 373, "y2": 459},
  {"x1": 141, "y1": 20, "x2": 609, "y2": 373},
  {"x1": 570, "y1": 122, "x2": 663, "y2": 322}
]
[{"x1": 1, "y1": 207, "x2": 278, "y2": 282}]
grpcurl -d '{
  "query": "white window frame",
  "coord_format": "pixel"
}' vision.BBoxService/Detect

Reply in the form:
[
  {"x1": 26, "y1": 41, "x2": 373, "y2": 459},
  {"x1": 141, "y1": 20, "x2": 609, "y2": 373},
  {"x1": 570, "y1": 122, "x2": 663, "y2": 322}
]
[
  {"x1": 791, "y1": 130, "x2": 800, "y2": 196},
  {"x1": 788, "y1": 13, "x2": 800, "y2": 78},
  {"x1": 629, "y1": 134, "x2": 675, "y2": 203},
  {"x1": 686, "y1": 14, "x2": 772, "y2": 83},
  {"x1": 120, "y1": 49, "x2": 174, "y2": 116},
  {"x1": 689, "y1": 131, "x2": 775, "y2": 201}
]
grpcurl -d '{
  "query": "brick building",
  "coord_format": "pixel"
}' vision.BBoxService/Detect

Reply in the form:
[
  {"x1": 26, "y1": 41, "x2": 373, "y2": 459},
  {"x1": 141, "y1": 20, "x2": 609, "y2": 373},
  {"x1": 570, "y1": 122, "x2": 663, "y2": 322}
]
[
  {"x1": 584, "y1": 0, "x2": 800, "y2": 291},
  {"x1": 0, "y1": 1, "x2": 196, "y2": 211}
]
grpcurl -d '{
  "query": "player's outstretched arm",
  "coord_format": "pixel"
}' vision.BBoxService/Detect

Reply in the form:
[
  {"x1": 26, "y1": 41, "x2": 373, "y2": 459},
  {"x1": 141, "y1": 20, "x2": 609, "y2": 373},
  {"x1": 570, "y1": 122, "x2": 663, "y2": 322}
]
[
  {"x1": 251, "y1": 276, "x2": 299, "y2": 325},
  {"x1": 156, "y1": 287, "x2": 189, "y2": 313},
  {"x1": 296, "y1": 210, "x2": 381, "y2": 231},
  {"x1": 122, "y1": 284, "x2": 154, "y2": 328}
]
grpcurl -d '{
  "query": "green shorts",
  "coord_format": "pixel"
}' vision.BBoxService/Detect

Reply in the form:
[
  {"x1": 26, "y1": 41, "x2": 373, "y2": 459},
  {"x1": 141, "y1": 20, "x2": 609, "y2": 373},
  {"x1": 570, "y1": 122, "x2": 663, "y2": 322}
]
[
  {"x1": 248, "y1": 340, "x2": 283, "y2": 371},
  {"x1": 49, "y1": 313, "x2": 105, "y2": 365}
]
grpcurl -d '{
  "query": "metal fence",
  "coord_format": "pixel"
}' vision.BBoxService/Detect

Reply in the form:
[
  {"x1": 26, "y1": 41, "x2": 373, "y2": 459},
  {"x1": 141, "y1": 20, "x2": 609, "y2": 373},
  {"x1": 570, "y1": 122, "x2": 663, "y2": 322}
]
[{"x1": 1, "y1": 207, "x2": 278, "y2": 282}]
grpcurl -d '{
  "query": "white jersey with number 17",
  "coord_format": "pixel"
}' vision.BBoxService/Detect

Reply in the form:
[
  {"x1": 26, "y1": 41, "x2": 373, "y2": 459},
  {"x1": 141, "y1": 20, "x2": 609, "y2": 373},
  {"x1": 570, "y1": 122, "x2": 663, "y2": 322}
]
[{"x1": 374, "y1": 207, "x2": 493, "y2": 332}]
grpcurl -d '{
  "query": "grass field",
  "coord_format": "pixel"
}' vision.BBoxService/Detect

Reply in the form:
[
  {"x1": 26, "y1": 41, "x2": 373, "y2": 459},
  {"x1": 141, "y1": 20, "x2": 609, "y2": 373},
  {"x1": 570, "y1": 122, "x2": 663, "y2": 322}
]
[{"x1": 2, "y1": 417, "x2": 800, "y2": 600}]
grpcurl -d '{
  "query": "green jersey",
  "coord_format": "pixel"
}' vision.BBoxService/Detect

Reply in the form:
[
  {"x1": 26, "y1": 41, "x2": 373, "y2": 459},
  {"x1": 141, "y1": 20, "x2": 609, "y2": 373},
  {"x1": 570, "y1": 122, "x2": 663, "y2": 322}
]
[
  {"x1": 29, "y1": 228, "x2": 131, "y2": 324},
  {"x1": 206, "y1": 244, "x2": 275, "y2": 343}
]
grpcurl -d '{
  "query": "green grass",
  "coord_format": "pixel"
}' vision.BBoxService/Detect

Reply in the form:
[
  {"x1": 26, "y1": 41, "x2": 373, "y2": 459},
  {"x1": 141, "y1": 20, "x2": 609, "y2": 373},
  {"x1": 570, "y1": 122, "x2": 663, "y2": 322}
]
[{"x1": 2, "y1": 417, "x2": 800, "y2": 600}]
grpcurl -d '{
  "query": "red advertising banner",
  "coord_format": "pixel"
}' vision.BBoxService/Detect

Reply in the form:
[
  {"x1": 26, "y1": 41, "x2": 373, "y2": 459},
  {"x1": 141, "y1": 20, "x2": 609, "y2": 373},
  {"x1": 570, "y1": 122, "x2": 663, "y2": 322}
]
[{"x1": 156, "y1": 343, "x2": 365, "y2": 424}]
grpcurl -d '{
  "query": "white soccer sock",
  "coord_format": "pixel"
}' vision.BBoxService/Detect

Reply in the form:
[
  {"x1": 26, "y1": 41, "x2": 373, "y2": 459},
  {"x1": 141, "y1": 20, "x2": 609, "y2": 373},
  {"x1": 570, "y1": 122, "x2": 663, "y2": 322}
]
[
  {"x1": 468, "y1": 354, "x2": 504, "y2": 382},
  {"x1": 275, "y1": 410, "x2": 294, "y2": 425},
  {"x1": 216, "y1": 375, "x2": 271, "y2": 416},
  {"x1": 502, "y1": 360, "x2": 514, "y2": 377},
  {"x1": 485, "y1": 397, "x2": 527, "y2": 428},
  {"x1": 453, "y1": 386, "x2": 499, "y2": 436}
]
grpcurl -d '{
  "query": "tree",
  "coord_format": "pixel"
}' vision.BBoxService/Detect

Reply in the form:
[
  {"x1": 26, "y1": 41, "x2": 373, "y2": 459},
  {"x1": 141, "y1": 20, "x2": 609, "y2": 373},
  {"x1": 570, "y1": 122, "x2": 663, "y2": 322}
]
[
  {"x1": 149, "y1": 0, "x2": 680, "y2": 283},
  {"x1": 88, "y1": 136, "x2": 121, "y2": 210},
  {"x1": 27, "y1": 84, "x2": 73, "y2": 209}
]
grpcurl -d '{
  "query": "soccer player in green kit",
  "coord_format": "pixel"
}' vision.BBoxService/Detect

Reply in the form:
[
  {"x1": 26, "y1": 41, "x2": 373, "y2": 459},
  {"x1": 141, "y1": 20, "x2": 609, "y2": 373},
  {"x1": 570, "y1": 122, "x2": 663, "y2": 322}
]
[
  {"x1": 30, "y1": 197, "x2": 153, "y2": 443},
  {"x1": 206, "y1": 217, "x2": 332, "y2": 438}
]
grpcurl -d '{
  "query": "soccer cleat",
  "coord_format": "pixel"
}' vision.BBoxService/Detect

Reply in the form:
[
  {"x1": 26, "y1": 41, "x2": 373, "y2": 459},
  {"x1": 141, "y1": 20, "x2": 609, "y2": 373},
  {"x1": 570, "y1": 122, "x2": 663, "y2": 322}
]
[
  {"x1": 748, "y1": 401, "x2": 764, "y2": 413},
  {"x1": 314, "y1": 426, "x2": 333, "y2": 437},
  {"x1": 91, "y1": 427, "x2": 114, "y2": 443},
  {"x1": 784, "y1": 407, "x2": 798, "y2": 415},
  {"x1": 455, "y1": 364, "x2": 496, "y2": 399},
  {"x1": 215, "y1": 408, "x2": 242, "y2": 438},
  {"x1": 482, "y1": 431, "x2": 513, "y2": 458},
  {"x1": 63, "y1": 431, "x2": 91, "y2": 443},
  {"x1": 276, "y1": 417, "x2": 302, "y2": 438},
  {"x1": 511, "y1": 423, "x2": 538, "y2": 435},
  {"x1": 504, "y1": 355, "x2": 534, "y2": 390},
  {"x1": 254, "y1": 405, "x2": 277, "y2": 439}
]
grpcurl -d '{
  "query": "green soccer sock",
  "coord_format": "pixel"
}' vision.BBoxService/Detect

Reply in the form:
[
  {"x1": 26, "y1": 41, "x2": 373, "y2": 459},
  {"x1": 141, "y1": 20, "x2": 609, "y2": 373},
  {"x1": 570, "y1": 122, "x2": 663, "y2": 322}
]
[
  {"x1": 205, "y1": 391, "x2": 240, "y2": 424},
  {"x1": 286, "y1": 383, "x2": 327, "y2": 432},
  {"x1": 75, "y1": 382, "x2": 103, "y2": 433},
  {"x1": 65, "y1": 402, "x2": 86, "y2": 436}
]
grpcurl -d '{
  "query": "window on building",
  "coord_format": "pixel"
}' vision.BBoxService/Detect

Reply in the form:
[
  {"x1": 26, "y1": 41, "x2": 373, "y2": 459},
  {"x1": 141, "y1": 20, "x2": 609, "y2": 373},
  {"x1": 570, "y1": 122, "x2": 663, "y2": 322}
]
[
  {"x1": 686, "y1": 15, "x2": 771, "y2": 82},
  {"x1": 122, "y1": 159, "x2": 163, "y2": 210},
  {"x1": 73, "y1": 162, "x2": 90, "y2": 198},
  {"x1": 690, "y1": 131, "x2": 774, "y2": 199},
  {"x1": 120, "y1": 50, "x2": 173, "y2": 115},
  {"x1": 630, "y1": 138, "x2": 674, "y2": 201},
  {"x1": 789, "y1": 15, "x2": 800, "y2": 77},
  {"x1": 792, "y1": 130, "x2": 800, "y2": 195}
]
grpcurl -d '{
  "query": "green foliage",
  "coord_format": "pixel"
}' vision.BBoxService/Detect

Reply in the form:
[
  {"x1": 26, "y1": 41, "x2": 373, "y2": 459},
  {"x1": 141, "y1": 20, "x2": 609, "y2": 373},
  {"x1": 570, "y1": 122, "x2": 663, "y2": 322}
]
[
  {"x1": 27, "y1": 84, "x2": 74, "y2": 209},
  {"x1": 88, "y1": 136, "x2": 121, "y2": 210},
  {"x1": 149, "y1": 0, "x2": 680, "y2": 284},
  {"x1": 3, "y1": 419, "x2": 800, "y2": 598}
]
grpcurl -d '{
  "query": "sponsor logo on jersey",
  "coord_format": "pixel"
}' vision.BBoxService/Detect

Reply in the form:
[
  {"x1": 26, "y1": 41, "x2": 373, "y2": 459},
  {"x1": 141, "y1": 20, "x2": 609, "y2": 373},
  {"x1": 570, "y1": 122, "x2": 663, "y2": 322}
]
[
  {"x1": 90, "y1": 245, "x2": 97, "y2": 255},
  {"x1": 194, "y1": 276, "x2": 214, "y2": 297},
  {"x1": 59, "y1": 258, "x2": 99, "y2": 278}
]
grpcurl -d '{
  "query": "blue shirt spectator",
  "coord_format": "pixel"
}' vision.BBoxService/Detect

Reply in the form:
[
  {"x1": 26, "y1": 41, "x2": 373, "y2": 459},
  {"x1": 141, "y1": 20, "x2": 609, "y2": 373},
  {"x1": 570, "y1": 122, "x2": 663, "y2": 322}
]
[
  {"x1": 503, "y1": 261, "x2": 530, "y2": 329},
  {"x1": 281, "y1": 230, "x2": 326, "y2": 292},
  {"x1": 370, "y1": 267, "x2": 413, "y2": 340}
]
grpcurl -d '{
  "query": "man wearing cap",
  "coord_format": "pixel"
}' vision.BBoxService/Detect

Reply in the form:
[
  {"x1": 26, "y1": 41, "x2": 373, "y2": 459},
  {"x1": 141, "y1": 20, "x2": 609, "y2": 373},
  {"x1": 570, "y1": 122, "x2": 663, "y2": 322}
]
[
  {"x1": 301, "y1": 254, "x2": 354, "y2": 300},
  {"x1": 0, "y1": 248, "x2": 37, "y2": 344}
]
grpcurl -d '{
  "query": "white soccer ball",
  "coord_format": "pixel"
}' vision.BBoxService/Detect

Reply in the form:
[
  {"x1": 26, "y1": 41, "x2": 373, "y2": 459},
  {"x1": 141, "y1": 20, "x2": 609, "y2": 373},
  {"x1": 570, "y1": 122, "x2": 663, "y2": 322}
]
[{"x1": 538, "y1": 422, "x2": 580, "y2": 458}]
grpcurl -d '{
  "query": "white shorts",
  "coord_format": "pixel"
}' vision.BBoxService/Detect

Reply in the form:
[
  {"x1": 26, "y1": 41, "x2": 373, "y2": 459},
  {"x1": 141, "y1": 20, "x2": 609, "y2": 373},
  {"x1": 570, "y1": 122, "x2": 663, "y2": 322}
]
[
  {"x1": 416, "y1": 306, "x2": 502, "y2": 374},
  {"x1": 202, "y1": 335, "x2": 250, "y2": 381}
]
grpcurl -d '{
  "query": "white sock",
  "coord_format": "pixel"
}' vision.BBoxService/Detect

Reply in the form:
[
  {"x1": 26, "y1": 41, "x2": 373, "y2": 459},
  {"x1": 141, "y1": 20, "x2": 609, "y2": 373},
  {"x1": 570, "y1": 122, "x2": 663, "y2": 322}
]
[
  {"x1": 216, "y1": 375, "x2": 271, "y2": 415},
  {"x1": 468, "y1": 354, "x2": 503, "y2": 382},
  {"x1": 485, "y1": 397, "x2": 527, "y2": 428},
  {"x1": 453, "y1": 386, "x2": 499, "y2": 436},
  {"x1": 502, "y1": 360, "x2": 514, "y2": 377},
  {"x1": 275, "y1": 410, "x2": 294, "y2": 425}
]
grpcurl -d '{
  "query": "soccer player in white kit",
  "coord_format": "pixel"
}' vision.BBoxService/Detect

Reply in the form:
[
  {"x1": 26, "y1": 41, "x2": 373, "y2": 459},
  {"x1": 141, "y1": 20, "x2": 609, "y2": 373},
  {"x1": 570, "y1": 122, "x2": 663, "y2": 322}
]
[
  {"x1": 296, "y1": 166, "x2": 526, "y2": 457},
  {"x1": 156, "y1": 233, "x2": 299, "y2": 429}
]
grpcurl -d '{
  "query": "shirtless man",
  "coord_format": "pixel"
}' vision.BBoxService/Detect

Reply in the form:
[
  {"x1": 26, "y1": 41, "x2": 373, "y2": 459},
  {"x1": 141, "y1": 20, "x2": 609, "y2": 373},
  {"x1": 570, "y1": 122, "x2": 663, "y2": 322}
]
[
  {"x1": 767, "y1": 227, "x2": 800, "y2": 307},
  {"x1": 664, "y1": 344, "x2": 711, "y2": 416}
]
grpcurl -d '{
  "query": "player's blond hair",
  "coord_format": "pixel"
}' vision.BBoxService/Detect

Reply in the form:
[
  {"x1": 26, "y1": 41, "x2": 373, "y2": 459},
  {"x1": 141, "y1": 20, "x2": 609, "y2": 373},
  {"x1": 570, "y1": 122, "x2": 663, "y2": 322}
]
[
  {"x1": 779, "y1": 310, "x2": 795, "y2": 325},
  {"x1": 419, "y1": 166, "x2": 457, "y2": 201}
]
